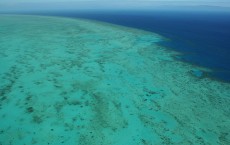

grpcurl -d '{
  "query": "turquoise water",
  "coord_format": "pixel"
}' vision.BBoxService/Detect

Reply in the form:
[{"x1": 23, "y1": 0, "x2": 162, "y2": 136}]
[{"x1": 0, "y1": 15, "x2": 230, "y2": 145}]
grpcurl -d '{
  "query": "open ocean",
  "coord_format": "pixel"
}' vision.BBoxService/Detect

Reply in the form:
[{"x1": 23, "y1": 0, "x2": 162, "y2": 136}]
[{"x1": 30, "y1": 10, "x2": 230, "y2": 82}]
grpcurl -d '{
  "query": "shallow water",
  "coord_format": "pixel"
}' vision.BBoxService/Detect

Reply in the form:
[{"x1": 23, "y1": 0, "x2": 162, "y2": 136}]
[{"x1": 0, "y1": 15, "x2": 230, "y2": 145}]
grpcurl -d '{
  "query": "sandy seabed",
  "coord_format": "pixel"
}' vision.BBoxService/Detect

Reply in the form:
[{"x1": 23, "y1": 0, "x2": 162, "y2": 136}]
[{"x1": 0, "y1": 15, "x2": 229, "y2": 145}]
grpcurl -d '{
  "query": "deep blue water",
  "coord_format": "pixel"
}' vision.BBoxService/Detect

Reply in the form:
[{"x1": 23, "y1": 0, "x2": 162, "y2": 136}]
[{"x1": 26, "y1": 10, "x2": 230, "y2": 82}]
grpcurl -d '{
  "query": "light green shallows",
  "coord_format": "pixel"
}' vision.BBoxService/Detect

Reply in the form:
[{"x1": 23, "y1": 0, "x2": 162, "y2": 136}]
[{"x1": 0, "y1": 15, "x2": 229, "y2": 145}]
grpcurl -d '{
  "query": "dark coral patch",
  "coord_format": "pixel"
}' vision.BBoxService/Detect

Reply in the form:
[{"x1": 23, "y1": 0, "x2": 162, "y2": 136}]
[
  {"x1": 26, "y1": 107, "x2": 34, "y2": 113},
  {"x1": 32, "y1": 115, "x2": 43, "y2": 124}
]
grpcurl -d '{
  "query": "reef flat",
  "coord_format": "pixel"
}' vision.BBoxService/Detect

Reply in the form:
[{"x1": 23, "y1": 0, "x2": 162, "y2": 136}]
[{"x1": 0, "y1": 15, "x2": 229, "y2": 145}]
